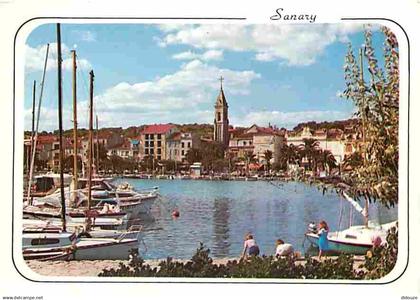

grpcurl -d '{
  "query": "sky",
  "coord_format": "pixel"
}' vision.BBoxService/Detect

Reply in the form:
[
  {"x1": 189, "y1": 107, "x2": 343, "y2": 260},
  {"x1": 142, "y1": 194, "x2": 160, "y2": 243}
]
[{"x1": 23, "y1": 23, "x2": 387, "y2": 131}]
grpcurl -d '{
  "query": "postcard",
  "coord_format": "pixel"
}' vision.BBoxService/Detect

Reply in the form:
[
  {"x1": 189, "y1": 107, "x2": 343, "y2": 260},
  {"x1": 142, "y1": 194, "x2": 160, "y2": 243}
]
[{"x1": 0, "y1": 1, "x2": 419, "y2": 300}]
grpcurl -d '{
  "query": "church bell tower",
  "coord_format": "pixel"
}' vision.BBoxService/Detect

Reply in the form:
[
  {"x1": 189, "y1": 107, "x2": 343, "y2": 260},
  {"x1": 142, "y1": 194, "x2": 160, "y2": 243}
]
[{"x1": 214, "y1": 76, "x2": 229, "y2": 147}]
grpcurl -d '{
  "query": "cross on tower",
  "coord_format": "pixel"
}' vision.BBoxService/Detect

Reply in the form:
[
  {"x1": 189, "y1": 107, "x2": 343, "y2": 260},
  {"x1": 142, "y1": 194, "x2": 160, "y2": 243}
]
[{"x1": 219, "y1": 76, "x2": 224, "y2": 89}]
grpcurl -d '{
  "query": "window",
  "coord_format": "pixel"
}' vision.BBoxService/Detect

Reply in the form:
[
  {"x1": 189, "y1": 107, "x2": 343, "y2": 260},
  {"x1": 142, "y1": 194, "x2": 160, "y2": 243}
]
[
  {"x1": 150, "y1": 141, "x2": 154, "y2": 147},
  {"x1": 157, "y1": 141, "x2": 161, "y2": 147},
  {"x1": 145, "y1": 134, "x2": 149, "y2": 140},
  {"x1": 217, "y1": 112, "x2": 221, "y2": 121},
  {"x1": 157, "y1": 148, "x2": 161, "y2": 154},
  {"x1": 157, "y1": 155, "x2": 161, "y2": 160},
  {"x1": 150, "y1": 134, "x2": 154, "y2": 140},
  {"x1": 157, "y1": 134, "x2": 162, "y2": 139},
  {"x1": 181, "y1": 150, "x2": 185, "y2": 156},
  {"x1": 187, "y1": 142, "x2": 191, "y2": 148},
  {"x1": 53, "y1": 144, "x2": 59, "y2": 150},
  {"x1": 150, "y1": 149, "x2": 154, "y2": 155},
  {"x1": 145, "y1": 149, "x2": 149, "y2": 155},
  {"x1": 145, "y1": 141, "x2": 149, "y2": 147},
  {"x1": 181, "y1": 142, "x2": 184, "y2": 148},
  {"x1": 31, "y1": 238, "x2": 60, "y2": 246}
]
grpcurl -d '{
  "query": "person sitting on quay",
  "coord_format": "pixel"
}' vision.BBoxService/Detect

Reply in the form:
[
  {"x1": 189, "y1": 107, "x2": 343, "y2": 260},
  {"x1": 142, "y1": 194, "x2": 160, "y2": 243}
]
[
  {"x1": 241, "y1": 233, "x2": 260, "y2": 259},
  {"x1": 275, "y1": 239, "x2": 294, "y2": 257}
]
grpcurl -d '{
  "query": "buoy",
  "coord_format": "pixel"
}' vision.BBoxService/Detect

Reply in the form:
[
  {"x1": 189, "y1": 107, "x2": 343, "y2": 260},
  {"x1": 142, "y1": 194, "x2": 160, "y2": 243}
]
[{"x1": 172, "y1": 209, "x2": 180, "y2": 218}]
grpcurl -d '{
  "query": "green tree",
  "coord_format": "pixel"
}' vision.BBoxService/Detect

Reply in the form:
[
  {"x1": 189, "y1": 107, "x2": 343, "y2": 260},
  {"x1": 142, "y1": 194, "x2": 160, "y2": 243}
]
[
  {"x1": 342, "y1": 27, "x2": 399, "y2": 207},
  {"x1": 241, "y1": 151, "x2": 257, "y2": 175},
  {"x1": 185, "y1": 148, "x2": 202, "y2": 165},
  {"x1": 63, "y1": 154, "x2": 83, "y2": 173},
  {"x1": 318, "y1": 149, "x2": 337, "y2": 176},
  {"x1": 263, "y1": 150, "x2": 273, "y2": 172},
  {"x1": 298, "y1": 138, "x2": 320, "y2": 174},
  {"x1": 140, "y1": 155, "x2": 154, "y2": 172}
]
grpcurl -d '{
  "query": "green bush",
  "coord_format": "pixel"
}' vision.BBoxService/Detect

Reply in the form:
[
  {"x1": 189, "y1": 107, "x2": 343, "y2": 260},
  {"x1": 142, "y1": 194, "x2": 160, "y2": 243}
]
[
  {"x1": 362, "y1": 226, "x2": 398, "y2": 279},
  {"x1": 99, "y1": 228, "x2": 398, "y2": 279}
]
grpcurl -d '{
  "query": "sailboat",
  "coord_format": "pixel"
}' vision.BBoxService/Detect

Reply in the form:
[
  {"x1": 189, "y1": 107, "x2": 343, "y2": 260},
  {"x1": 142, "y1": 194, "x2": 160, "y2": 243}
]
[
  {"x1": 22, "y1": 24, "x2": 141, "y2": 260},
  {"x1": 304, "y1": 191, "x2": 397, "y2": 255}
]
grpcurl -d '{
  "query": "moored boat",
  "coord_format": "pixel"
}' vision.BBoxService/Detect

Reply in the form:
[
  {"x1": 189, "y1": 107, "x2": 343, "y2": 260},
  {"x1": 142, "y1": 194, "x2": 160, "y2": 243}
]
[{"x1": 305, "y1": 221, "x2": 397, "y2": 255}]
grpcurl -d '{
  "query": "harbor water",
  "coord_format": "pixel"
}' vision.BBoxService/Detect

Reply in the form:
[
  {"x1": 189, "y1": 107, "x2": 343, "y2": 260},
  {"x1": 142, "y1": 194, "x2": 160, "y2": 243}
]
[{"x1": 114, "y1": 178, "x2": 398, "y2": 260}]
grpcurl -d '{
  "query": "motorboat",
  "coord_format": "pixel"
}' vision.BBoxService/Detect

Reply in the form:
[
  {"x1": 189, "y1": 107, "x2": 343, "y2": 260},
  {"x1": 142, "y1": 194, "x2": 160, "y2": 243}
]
[{"x1": 23, "y1": 229, "x2": 141, "y2": 260}]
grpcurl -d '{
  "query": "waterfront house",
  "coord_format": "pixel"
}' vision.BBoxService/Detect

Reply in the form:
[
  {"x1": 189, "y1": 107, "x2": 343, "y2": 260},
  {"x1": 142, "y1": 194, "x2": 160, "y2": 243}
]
[
  {"x1": 166, "y1": 132, "x2": 199, "y2": 163},
  {"x1": 140, "y1": 124, "x2": 179, "y2": 161},
  {"x1": 286, "y1": 126, "x2": 357, "y2": 165}
]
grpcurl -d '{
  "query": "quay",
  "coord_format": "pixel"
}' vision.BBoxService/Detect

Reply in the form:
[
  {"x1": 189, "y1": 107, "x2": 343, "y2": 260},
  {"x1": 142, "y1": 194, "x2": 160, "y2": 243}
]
[{"x1": 26, "y1": 255, "x2": 367, "y2": 277}]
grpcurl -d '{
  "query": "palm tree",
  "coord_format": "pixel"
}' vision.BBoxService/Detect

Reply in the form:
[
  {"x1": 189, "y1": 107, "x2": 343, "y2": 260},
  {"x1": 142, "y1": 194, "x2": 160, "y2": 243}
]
[
  {"x1": 263, "y1": 149, "x2": 273, "y2": 172},
  {"x1": 318, "y1": 149, "x2": 337, "y2": 176},
  {"x1": 242, "y1": 151, "x2": 257, "y2": 175},
  {"x1": 298, "y1": 138, "x2": 320, "y2": 174}
]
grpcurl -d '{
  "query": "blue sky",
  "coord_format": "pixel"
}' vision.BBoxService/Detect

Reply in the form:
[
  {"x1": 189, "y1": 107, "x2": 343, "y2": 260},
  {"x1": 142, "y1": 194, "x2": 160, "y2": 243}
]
[{"x1": 23, "y1": 23, "x2": 386, "y2": 131}]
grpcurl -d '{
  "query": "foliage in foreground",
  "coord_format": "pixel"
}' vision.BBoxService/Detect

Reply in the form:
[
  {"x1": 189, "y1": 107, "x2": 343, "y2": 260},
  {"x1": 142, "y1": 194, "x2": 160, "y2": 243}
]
[
  {"x1": 362, "y1": 226, "x2": 399, "y2": 279},
  {"x1": 342, "y1": 27, "x2": 399, "y2": 208},
  {"x1": 98, "y1": 227, "x2": 398, "y2": 279}
]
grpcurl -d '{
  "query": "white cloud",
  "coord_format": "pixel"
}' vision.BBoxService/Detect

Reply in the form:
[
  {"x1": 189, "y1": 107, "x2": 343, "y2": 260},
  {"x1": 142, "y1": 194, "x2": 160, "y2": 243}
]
[
  {"x1": 25, "y1": 43, "x2": 92, "y2": 73},
  {"x1": 72, "y1": 30, "x2": 97, "y2": 42},
  {"x1": 157, "y1": 24, "x2": 365, "y2": 66},
  {"x1": 172, "y1": 49, "x2": 223, "y2": 61},
  {"x1": 74, "y1": 59, "x2": 260, "y2": 128},
  {"x1": 231, "y1": 110, "x2": 352, "y2": 128}
]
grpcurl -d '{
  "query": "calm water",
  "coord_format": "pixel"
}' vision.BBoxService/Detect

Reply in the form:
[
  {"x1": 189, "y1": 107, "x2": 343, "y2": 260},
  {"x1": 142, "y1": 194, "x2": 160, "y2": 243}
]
[{"x1": 113, "y1": 178, "x2": 398, "y2": 260}]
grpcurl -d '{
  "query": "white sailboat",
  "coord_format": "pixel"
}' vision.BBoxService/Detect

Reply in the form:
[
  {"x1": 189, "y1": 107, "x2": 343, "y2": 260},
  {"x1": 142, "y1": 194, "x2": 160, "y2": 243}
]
[
  {"x1": 22, "y1": 24, "x2": 141, "y2": 261},
  {"x1": 304, "y1": 192, "x2": 397, "y2": 255}
]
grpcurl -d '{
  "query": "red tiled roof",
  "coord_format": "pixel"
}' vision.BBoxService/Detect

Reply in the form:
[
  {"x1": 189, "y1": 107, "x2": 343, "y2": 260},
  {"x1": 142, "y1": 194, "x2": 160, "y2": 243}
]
[
  {"x1": 37, "y1": 135, "x2": 57, "y2": 144},
  {"x1": 141, "y1": 124, "x2": 176, "y2": 134},
  {"x1": 252, "y1": 126, "x2": 275, "y2": 135},
  {"x1": 234, "y1": 133, "x2": 254, "y2": 139}
]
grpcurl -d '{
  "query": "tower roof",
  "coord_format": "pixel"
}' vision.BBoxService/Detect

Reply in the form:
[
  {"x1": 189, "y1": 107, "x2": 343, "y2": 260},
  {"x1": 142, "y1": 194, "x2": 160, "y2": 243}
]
[
  {"x1": 215, "y1": 88, "x2": 228, "y2": 107},
  {"x1": 215, "y1": 76, "x2": 228, "y2": 107}
]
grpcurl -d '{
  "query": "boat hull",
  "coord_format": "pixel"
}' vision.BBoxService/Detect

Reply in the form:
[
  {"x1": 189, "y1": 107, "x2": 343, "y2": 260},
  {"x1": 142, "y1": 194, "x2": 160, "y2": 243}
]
[
  {"x1": 305, "y1": 233, "x2": 372, "y2": 255},
  {"x1": 73, "y1": 238, "x2": 138, "y2": 260}
]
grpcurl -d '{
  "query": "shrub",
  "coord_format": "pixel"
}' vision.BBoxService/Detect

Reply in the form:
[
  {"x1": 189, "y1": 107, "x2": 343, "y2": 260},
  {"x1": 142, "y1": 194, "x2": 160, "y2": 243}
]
[
  {"x1": 99, "y1": 228, "x2": 398, "y2": 279},
  {"x1": 361, "y1": 226, "x2": 398, "y2": 279}
]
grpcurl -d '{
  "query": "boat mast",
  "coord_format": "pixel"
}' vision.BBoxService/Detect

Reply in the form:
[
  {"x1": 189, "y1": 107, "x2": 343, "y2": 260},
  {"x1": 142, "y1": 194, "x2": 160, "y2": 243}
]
[
  {"x1": 71, "y1": 49, "x2": 78, "y2": 207},
  {"x1": 26, "y1": 44, "x2": 50, "y2": 205},
  {"x1": 359, "y1": 48, "x2": 369, "y2": 227},
  {"x1": 88, "y1": 70, "x2": 95, "y2": 211},
  {"x1": 26, "y1": 81, "x2": 36, "y2": 178},
  {"x1": 57, "y1": 23, "x2": 67, "y2": 232},
  {"x1": 96, "y1": 114, "x2": 99, "y2": 176}
]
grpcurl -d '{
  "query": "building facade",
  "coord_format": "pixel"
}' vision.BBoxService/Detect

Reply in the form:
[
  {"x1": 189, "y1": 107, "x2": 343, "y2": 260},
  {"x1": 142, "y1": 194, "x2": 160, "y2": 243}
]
[
  {"x1": 140, "y1": 124, "x2": 178, "y2": 161},
  {"x1": 286, "y1": 126, "x2": 357, "y2": 164},
  {"x1": 166, "y1": 132, "x2": 199, "y2": 162}
]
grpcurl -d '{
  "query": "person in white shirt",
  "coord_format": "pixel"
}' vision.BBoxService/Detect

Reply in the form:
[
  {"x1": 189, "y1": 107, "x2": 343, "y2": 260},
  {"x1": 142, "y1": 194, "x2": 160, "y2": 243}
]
[
  {"x1": 241, "y1": 233, "x2": 260, "y2": 258},
  {"x1": 275, "y1": 239, "x2": 294, "y2": 257}
]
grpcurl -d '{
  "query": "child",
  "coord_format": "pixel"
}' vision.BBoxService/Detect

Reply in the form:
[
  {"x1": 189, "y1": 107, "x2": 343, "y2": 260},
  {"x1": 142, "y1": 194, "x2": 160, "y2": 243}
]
[
  {"x1": 317, "y1": 220, "x2": 329, "y2": 259},
  {"x1": 241, "y1": 233, "x2": 260, "y2": 258},
  {"x1": 275, "y1": 239, "x2": 294, "y2": 257}
]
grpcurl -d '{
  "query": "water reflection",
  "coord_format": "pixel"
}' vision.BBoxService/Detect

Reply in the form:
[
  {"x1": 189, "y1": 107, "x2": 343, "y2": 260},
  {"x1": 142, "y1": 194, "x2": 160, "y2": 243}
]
[
  {"x1": 114, "y1": 178, "x2": 398, "y2": 260},
  {"x1": 212, "y1": 197, "x2": 231, "y2": 257}
]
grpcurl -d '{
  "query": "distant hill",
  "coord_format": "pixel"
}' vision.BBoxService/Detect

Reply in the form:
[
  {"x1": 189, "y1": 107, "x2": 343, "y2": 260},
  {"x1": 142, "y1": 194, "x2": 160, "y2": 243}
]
[{"x1": 292, "y1": 118, "x2": 359, "y2": 132}]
